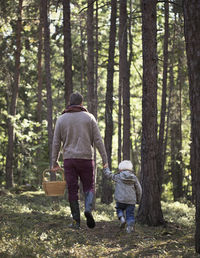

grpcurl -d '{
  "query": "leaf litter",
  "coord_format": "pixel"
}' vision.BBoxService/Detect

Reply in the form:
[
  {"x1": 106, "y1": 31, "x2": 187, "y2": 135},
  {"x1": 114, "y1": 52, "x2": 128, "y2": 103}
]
[{"x1": 0, "y1": 190, "x2": 198, "y2": 258}]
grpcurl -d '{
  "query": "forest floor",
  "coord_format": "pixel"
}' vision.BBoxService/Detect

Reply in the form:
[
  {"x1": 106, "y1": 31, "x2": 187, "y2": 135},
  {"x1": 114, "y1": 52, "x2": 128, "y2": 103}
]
[{"x1": 0, "y1": 188, "x2": 199, "y2": 258}]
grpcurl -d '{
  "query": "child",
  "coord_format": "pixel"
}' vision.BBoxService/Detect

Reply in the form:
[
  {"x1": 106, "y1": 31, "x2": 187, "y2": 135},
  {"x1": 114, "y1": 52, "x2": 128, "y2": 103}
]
[{"x1": 103, "y1": 160, "x2": 142, "y2": 233}]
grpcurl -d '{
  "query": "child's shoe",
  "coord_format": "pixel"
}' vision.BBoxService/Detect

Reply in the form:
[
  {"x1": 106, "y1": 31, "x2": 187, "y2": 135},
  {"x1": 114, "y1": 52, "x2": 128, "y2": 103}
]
[
  {"x1": 120, "y1": 216, "x2": 126, "y2": 228},
  {"x1": 126, "y1": 225, "x2": 134, "y2": 233}
]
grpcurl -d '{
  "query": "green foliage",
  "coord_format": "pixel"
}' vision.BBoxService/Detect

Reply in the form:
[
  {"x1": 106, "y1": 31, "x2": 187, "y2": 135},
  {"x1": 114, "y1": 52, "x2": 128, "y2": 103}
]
[
  {"x1": 162, "y1": 200, "x2": 195, "y2": 227},
  {"x1": 0, "y1": 191, "x2": 197, "y2": 257},
  {"x1": 0, "y1": 0, "x2": 191, "y2": 202}
]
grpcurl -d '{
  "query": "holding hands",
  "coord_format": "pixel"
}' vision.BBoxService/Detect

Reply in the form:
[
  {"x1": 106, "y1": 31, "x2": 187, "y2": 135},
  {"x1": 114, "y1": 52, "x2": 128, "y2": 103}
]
[{"x1": 51, "y1": 165, "x2": 62, "y2": 172}]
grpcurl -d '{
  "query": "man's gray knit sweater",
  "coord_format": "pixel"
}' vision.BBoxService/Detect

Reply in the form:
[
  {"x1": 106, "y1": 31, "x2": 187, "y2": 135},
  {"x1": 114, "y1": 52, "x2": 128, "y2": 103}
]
[{"x1": 52, "y1": 110, "x2": 108, "y2": 166}]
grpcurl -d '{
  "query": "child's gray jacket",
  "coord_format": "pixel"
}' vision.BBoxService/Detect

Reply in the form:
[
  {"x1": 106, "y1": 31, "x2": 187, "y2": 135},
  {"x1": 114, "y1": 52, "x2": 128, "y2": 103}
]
[{"x1": 103, "y1": 168, "x2": 142, "y2": 205}]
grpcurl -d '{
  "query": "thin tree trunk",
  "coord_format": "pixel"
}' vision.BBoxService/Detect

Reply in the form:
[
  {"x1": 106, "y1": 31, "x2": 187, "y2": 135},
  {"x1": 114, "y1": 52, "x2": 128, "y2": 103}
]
[
  {"x1": 94, "y1": 0, "x2": 98, "y2": 120},
  {"x1": 87, "y1": 0, "x2": 95, "y2": 114},
  {"x1": 128, "y1": 0, "x2": 133, "y2": 162},
  {"x1": 128, "y1": 0, "x2": 133, "y2": 84},
  {"x1": 137, "y1": 0, "x2": 164, "y2": 226},
  {"x1": 118, "y1": 1, "x2": 122, "y2": 164},
  {"x1": 36, "y1": 0, "x2": 44, "y2": 184},
  {"x1": 119, "y1": 0, "x2": 130, "y2": 160},
  {"x1": 170, "y1": 64, "x2": 183, "y2": 201},
  {"x1": 162, "y1": 13, "x2": 177, "y2": 178},
  {"x1": 178, "y1": 56, "x2": 184, "y2": 197},
  {"x1": 63, "y1": 0, "x2": 73, "y2": 106},
  {"x1": 101, "y1": 0, "x2": 117, "y2": 204},
  {"x1": 163, "y1": 65, "x2": 173, "y2": 167},
  {"x1": 183, "y1": 1, "x2": 200, "y2": 253},
  {"x1": 118, "y1": 81, "x2": 122, "y2": 164},
  {"x1": 6, "y1": 0, "x2": 23, "y2": 188},
  {"x1": 157, "y1": 1, "x2": 169, "y2": 193},
  {"x1": 43, "y1": 0, "x2": 53, "y2": 169},
  {"x1": 79, "y1": 14, "x2": 85, "y2": 95},
  {"x1": 37, "y1": 0, "x2": 43, "y2": 127},
  {"x1": 104, "y1": 0, "x2": 116, "y2": 170}
]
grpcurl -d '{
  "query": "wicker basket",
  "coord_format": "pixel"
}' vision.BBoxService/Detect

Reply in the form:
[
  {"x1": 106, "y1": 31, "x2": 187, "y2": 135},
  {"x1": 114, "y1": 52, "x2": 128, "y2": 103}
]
[{"x1": 42, "y1": 168, "x2": 66, "y2": 196}]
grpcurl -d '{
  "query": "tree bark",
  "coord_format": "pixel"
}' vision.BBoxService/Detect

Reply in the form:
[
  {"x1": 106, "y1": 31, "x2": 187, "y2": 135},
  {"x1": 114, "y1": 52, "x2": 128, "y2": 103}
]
[
  {"x1": 87, "y1": 0, "x2": 95, "y2": 114},
  {"x1": 104, "y1": 0, "x2": 116, "y2": 170},
  {"x1": 101, "y1": 0, "x2": 117, "y2": 204},
  {"x1": 119, "y1": 0, "x2": 130, "y2": 160},
  {"x1": 43, "y1": 0, "x2": 53, "y2": 169},
  {"x1": 6, "y1": 0, "x2": 23, "y2": 188},
  {"x1": 79, "y1": 16, "x2": 85, "y2": 95},
  {"x1": 170, "y1": 64, "x2": 183, "y2": 201},
  {"x1": 183, "y1": 0, "x2": 200, "y2": 253},
  {"x1": 63, "y1": 0, "x2": 73, "y2": 106},
  {"x1": 36, "y1": 0, "x2": 43, "y2": 128},
  {"x1": 157, "y1": 1, "x2": 169, "y2": 193},
  {"x1": 137, "y1": 0, "x2": 164, "y2": 226},
  {"x1": 94, "y1": 0, "x2": 98, "y2": 120},
  {"x1": 118, "y1": 80, "x2": 122, "y2": 164},
  {"x1": 35, "y1": 0, "x2": 44, "y2": 185}
]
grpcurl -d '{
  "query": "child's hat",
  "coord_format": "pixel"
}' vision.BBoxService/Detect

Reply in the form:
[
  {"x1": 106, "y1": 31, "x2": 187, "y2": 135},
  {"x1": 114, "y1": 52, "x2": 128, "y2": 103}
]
[{"x1": 118, "y1": 160, "x2": 133, "y2": 171}]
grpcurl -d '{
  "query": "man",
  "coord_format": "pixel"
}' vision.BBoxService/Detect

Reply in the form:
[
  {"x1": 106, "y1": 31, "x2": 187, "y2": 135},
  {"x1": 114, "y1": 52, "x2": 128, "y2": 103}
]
[{"x1": 52, "y1": 92, "x2": 108, "y2": 229}]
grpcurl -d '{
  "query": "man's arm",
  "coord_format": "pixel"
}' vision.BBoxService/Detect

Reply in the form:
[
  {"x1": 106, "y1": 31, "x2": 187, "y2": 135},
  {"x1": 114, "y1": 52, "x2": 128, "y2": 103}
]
[{"x1": 92, "y1": 118, "x2": 108, "y2": 166}]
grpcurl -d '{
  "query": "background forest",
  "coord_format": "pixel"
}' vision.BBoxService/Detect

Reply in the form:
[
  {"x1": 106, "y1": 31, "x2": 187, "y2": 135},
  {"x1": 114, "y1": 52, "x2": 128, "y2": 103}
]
[
  {"x1": 0, "y1": 0, "x2": 200, "y2": 256},
  {"x1": 0, "y1": 0, "x2": 190, "y2": 200}
]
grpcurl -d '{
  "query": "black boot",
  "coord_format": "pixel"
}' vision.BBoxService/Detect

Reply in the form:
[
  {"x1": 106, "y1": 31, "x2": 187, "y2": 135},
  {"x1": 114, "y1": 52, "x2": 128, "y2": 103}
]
[
  {"x1": 84, "y1": 191, "x2": 95, "y2": 229},
  {"x1": 69, "y1": 201, "x2": 80, "y2": 229}
]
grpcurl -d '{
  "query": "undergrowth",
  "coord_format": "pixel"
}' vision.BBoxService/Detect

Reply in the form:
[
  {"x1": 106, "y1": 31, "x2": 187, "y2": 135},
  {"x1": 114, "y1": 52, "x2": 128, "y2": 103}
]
[{"x1": 0, "y1": 190, "x2": 199, "y2": 258}]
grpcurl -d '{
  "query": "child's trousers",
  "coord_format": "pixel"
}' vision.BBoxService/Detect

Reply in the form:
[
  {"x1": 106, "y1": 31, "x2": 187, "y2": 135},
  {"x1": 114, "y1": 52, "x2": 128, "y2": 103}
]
[{"x1": 116, "y1": 202, "x2": 135, "y2": 226}]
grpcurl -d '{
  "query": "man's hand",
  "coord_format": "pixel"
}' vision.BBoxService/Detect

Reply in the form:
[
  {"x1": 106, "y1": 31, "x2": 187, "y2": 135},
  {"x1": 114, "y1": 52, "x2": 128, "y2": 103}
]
[{"x1": 51, "y1": 165, "x2": 62, "y2": 172}]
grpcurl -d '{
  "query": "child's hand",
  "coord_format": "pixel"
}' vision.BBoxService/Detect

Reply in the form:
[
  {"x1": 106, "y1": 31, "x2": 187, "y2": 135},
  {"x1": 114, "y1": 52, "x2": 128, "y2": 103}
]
[
  {"x1": 103, "y1": 163, "x2": 108, "y2": 168},
  {"x1": 51, "y1": 165, "x2": 62, "y2": 172}
]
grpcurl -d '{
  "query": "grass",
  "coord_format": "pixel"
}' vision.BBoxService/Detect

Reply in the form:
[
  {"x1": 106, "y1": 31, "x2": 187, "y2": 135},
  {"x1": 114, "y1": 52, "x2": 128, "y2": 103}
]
[{"x1": 0, "y1": 189, "x2": 199, "y2": 258}]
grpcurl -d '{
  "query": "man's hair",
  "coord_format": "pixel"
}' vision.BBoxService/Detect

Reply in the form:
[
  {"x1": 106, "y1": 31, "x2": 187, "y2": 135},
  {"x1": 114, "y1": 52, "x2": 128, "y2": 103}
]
[{"x1": 69, "y1": 92, "x2": 83, "y2": 105}]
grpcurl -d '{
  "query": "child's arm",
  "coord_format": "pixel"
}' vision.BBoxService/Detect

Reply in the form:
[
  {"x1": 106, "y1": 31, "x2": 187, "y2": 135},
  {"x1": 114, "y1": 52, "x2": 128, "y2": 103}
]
[
  {"x1": 103, "y1": 167, "x2": 116, "y2": 180},
  {"x1": 135, "y1": 177, "x2": 142, "y2": 204}
]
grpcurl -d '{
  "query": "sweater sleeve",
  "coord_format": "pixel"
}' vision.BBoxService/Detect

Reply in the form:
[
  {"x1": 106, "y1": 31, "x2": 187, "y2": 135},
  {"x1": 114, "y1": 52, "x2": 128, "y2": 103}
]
[
  {"x1": 134, "y1": 177, "x2": 142, "y2": 204},
  {"x1": 52, "y1": 118, "x2": 61, "y2": 167},
  {"x1": 103, "y1": 167, "x2": 116, "y2": 181},
  {"x1": 92, "y1": 118, "x2": 108, "y2": 165}
]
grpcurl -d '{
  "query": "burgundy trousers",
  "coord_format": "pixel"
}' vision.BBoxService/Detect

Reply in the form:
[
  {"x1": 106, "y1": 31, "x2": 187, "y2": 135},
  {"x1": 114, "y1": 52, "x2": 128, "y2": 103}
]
[{"x1": 64, "y1": 159, "x2": 95, "y2": 202}]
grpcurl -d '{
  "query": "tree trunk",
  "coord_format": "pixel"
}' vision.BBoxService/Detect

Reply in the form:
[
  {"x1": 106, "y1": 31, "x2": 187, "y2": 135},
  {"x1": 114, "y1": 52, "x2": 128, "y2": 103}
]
[
  {"x1": 94, "y1": 0, "x2": 98, "y2": 120},
  {"x1": 170, "y1": 65, "x2": 183, "y2": 201},
  {"x1": 63, "y1": 0, "x2": 73, "y2": 106},
  {"x1": 36, "y1": 0, "x2": 44, "y2": 185},
  {"x1": 101, "y1": 0, "x2": 117, "y2": 204},
  {"x1": 119, "y1": 0, "x2": 130, "y2": 160},
  {"x1": 183, "y1": 0, "x2": 200, "y2": 253},
  {"x1": 157, "y1": 1, "x2": 169, "y2": 193},
  {"x1": 36, "y1": 0, "x2": 43, "y2": 126},
  {"x1": 79, "y1": 16, "x2": 85, "y2": 95},
  {"x1": 104, "y1": 0, "x2": 116, "y2": 170},
  {"x1": 87, "y1": 0, "x2": 95, "y2": 114},
  {"x1": 5, "y1": 0, "x2": 23, "y2": 188},
  {"x1": 162, "y1": 14, "x2": 177, "y2": 186},
  {"x1": 137, "y1": 0, "x2": 164, "y2": 226},
  {"x1": 43, "y1": 0, "x2": 53, "y2": 169}
]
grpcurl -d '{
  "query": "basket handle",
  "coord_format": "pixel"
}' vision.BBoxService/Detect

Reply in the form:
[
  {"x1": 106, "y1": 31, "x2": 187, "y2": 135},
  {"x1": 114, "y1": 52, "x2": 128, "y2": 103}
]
[{"x1": 42, "y1": 168, "x2": 65, "y2": 182}]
